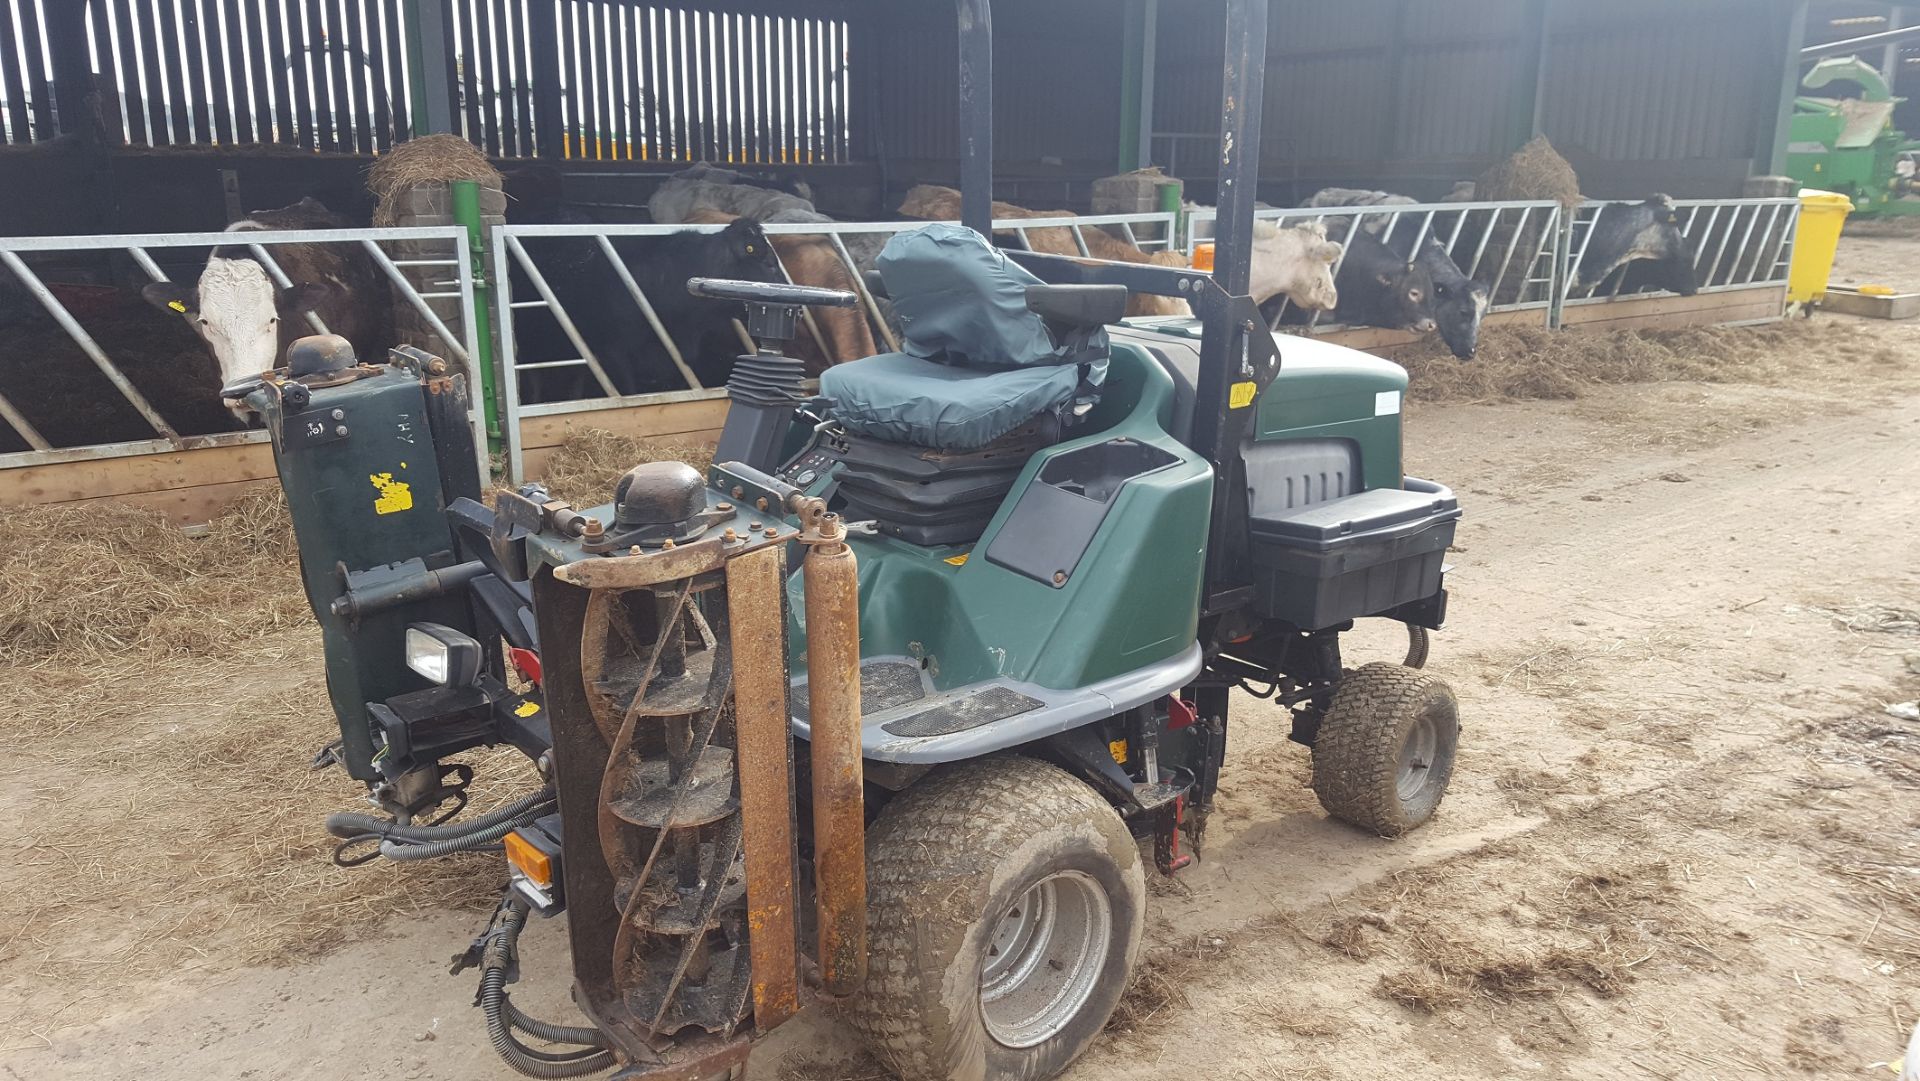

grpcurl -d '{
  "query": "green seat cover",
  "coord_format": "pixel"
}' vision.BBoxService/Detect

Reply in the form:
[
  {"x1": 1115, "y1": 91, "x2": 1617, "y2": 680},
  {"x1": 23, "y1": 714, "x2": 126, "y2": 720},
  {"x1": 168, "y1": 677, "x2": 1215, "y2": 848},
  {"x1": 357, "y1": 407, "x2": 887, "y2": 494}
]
[{"x1": 821, "y1": 224, "x2": 1106, "y2": 451}]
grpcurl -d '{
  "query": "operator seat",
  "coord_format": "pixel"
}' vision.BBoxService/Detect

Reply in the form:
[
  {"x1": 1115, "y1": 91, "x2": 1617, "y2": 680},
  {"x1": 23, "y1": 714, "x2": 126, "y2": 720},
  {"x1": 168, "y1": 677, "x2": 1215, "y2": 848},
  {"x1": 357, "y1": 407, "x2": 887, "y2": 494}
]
[{"x1": 820, "y1": 223, "x2": 1127, "y2": 545}]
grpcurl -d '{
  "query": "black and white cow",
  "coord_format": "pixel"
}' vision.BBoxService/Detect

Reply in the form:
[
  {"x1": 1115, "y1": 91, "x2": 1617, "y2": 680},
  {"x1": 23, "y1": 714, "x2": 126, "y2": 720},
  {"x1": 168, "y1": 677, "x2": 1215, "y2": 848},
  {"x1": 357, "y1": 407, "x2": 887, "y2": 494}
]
[
  {"x1": 1574, "y1": 195, "x2": 1696, "y2": 296},
  {"x1": 142, "y1": 197, "x2": 391, "y2": 415},
  {"x1": 1275, "y1": 226, "x2": 1435, "y2": 337}
]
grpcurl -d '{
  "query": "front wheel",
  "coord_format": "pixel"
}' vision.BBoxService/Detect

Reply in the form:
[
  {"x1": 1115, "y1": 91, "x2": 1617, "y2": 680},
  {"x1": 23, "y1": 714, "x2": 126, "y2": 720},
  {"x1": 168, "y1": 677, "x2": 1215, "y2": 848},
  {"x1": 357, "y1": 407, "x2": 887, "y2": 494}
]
[
  {"x1": 1311, "y1": 662, "x2": 1460, "y2": 837},
  {"x1": 846, "y1": 755, "x2": 1145, "y2": 1081}
]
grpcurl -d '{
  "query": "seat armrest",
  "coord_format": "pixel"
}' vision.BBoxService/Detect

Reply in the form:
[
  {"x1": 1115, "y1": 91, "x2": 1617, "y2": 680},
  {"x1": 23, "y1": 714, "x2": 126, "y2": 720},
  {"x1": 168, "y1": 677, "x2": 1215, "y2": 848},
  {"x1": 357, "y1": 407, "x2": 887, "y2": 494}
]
[{"x1": 1025, "y1": 284, "x2": 1129, "y2": 329}]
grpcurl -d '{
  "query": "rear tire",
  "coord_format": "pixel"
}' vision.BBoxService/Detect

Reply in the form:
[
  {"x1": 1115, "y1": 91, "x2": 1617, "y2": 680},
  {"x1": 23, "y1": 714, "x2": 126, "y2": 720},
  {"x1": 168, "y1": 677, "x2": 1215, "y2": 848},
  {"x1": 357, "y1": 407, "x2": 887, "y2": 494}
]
[
  {"x1": 1311, "y1": 662, "x2": 1459, "y2": 837},
  {"x1": 846, "y1": 756, "x2": 1145, "y2": 1081}
]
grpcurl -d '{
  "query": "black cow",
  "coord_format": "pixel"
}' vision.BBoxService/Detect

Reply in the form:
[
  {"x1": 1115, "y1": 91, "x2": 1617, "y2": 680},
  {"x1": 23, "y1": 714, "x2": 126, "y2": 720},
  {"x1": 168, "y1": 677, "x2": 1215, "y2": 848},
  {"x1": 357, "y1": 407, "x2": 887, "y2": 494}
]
[
  {"x1": 1298, "y1": 192, "x2": 1488, "y2": 359},
  {"x1": 512, "y1": 219, "x2": 781, "y2": 402},
  {"x1": 1272, "y1": 227, "x2": 1435, "y2": 337},
  {"x1": 1389, "y1": 228, "x2": 1489, "y2": 360},
  {"x1": 1574, "y1": 195, "x2": 1696, "y2": 296}
]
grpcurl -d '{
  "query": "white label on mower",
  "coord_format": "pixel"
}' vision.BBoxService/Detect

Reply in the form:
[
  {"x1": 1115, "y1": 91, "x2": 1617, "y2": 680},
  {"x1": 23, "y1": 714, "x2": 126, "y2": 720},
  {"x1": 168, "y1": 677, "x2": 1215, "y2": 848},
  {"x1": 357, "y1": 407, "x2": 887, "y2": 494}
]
[{"x1": 1375, "y1": 390, "x2": 1402, "y2": 416}]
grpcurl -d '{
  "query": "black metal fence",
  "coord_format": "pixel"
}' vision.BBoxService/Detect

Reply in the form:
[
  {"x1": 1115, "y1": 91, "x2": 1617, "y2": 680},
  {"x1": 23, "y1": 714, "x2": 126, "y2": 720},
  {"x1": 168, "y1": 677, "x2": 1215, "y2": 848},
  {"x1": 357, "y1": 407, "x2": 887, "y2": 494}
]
[{"x1": 1, "y1": 0, "x2": 850, "y2": 160}]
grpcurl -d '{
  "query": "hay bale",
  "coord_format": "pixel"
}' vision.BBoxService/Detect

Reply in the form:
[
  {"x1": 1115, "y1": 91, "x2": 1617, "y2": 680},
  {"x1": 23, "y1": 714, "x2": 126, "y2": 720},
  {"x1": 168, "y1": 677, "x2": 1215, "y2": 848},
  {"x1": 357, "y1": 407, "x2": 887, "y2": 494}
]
[
  {"x1": 1476, "y1": 135, "x2": 1582, "y2": 209},
  {"x1": 367, "y1": 134, "x2": 502, "y2": 226}
]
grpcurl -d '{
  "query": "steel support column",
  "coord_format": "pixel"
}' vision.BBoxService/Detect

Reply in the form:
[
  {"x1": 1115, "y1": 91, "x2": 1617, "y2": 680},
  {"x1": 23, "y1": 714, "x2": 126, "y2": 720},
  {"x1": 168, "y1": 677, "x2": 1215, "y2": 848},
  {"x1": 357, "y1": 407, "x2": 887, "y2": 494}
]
[
  {"x1": 404, "y1": 0, "x2": 459, "y2": 137},
  {"x1": 958, "y1": 0, "x2": 994, "y2": 237},
  {"x1": 1192, "y1": 0, "x2": 1269, "y2": 617},
  {"x1": 1118, "y1": 0, "x2": 1158, "y2": 172}
]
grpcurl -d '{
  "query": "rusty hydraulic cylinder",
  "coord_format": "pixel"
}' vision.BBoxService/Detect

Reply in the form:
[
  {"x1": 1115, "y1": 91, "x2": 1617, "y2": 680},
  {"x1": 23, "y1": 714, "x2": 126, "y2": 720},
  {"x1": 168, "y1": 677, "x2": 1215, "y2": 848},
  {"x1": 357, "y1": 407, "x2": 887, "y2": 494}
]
[
  {"x1": 801, "y1": 514, "x2": 866, "y2": 997},
  {"x1": 724, "y1": 543, "x2": 801, "y2": 1032}
]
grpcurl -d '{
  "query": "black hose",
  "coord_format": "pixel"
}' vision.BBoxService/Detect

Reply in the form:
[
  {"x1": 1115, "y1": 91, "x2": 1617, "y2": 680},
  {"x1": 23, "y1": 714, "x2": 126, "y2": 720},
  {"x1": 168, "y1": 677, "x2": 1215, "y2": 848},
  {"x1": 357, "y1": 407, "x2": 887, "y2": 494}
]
[
  {"x1": 479, "y1": 900, "x2": 616, "y2": 1078},
  {"x1": 326, "y1": 786, "x2": 555, "y2": 842},
  {"x1": 379, "y1": 800, "x2": 555, "y2": 861}
]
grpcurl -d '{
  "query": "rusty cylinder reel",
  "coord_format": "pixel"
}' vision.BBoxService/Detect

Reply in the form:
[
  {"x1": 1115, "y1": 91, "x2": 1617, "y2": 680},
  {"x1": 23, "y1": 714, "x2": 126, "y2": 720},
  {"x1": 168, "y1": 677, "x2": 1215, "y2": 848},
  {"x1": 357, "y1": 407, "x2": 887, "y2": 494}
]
[
  {"x1": 799, "y1": 511, "x2": 867, "y2": 999},
  {"x1": 551, "y1": 494, "x2": 866, "y2": 1073}
]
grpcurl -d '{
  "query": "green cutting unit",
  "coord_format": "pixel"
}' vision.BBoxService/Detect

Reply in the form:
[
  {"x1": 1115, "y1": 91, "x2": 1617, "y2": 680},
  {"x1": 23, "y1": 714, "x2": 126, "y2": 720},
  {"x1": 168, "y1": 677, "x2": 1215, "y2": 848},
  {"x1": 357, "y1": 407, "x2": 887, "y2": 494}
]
[{"x1": 1787, "y1": 56, "x2": 1920, "y2": 216}]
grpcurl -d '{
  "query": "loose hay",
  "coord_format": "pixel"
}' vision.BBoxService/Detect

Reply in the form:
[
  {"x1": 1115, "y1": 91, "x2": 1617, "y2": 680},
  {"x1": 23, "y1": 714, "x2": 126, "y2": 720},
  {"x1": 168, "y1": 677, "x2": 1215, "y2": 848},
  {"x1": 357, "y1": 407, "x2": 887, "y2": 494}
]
[
  {"x1": 367, "y1": 134, "x2": 502, "y2": 226},
  {"x1": 0, "y1": 486, "x2": 305, "y2": 666},
  {"x1": 1397, "y1": 322, "x2": 1818, "y2": 403},
  {"x1": 536, "y1": 427, "x2": 716, "y2": 508}
]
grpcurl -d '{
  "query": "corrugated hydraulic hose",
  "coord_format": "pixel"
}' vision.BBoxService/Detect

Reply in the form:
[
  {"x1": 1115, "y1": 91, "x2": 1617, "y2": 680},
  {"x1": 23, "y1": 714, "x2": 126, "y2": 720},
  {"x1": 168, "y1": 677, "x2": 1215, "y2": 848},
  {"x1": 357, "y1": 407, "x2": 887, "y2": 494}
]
[{"x1": 479, "y1": 899, "x2": 615, "y2": 1077}]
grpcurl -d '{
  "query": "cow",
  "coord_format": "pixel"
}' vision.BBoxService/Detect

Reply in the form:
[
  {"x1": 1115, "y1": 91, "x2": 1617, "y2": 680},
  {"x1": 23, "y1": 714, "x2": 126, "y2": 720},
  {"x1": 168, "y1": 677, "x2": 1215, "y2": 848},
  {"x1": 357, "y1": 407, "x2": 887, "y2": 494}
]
[
  {"x1": 649, "y1": 163, "x2": 817, "y2": 224},
  {"x1": 1303, "y1": 190, "x2": 1488, "y2": 359},
  {"x1": 511, "y1": 218, "x2": 782, "y2": 402},
  {"x1": 651, "y1": 166, "x2": 888, "y2": 363},
  {"x1": 141, "y1": 197, "x2": 391, "y2": 416},
  {"x1": 683, "y1": 208, "x2": 877, "y2": 372},
  {"x1": 1275, "y1": 227, "x2": 1435, "y2": 337},
  {"x1": 1574, "y1": 195, "x2": 1696, "y2": 297},
  {"x1": 1248, "y1": 218, "x2": 1342, "y2": 313}
]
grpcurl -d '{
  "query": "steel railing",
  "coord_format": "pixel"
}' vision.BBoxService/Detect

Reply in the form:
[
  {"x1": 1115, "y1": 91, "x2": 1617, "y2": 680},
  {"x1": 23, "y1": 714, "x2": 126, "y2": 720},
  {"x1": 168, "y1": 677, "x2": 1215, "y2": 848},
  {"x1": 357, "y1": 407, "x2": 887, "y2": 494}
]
[
  {"x1": 1561, "y1": 197, "x2": 1800, "y2": 307},
  {"x1": 493, "y1": 211, "x2": 1178, "y2": 483},
  {"x1": 1186, "y1": 200, "x2": 1564, "y2": 328},
  {"x1": 0, "y1": 227, "x2": 483, "y2": 480}
]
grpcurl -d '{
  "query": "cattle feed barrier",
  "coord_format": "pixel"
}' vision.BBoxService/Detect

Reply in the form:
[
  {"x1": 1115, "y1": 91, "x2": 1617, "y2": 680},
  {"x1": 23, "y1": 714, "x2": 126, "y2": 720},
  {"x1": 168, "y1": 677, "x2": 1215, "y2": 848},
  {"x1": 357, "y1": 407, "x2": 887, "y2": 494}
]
[
  {"x1": 1558, "y1": 197, "x2": 1799, "y2": 331},
  {"x1": 0, "y1": 226, "x2": 485, "y2": 522},
  {"x1": 0, "y1": 198, "x2": 1806, "y2": 520}
]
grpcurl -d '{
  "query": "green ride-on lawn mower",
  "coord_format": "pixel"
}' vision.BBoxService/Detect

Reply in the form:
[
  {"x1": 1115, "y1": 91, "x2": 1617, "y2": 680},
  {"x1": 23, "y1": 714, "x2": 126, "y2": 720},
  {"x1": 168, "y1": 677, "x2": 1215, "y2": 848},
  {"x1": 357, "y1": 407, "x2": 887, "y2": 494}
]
[{"x1": 236, "y1": 3, "x2": 1462, "y2": 1079}]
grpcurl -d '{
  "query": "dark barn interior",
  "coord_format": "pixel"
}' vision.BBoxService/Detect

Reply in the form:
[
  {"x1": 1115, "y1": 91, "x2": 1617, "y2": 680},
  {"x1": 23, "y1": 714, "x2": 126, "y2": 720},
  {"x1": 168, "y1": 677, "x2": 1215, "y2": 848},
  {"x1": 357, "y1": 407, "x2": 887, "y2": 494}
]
[{"x1": 0, "y1": 0, "x2": 1811, "y2": 239}]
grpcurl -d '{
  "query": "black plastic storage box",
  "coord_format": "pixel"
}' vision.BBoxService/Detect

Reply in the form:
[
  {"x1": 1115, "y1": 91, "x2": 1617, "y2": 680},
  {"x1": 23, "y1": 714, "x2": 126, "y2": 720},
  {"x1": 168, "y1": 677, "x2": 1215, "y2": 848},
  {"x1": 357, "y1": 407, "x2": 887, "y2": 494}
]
[{"x1": 1249, "y1": 477, "x2": 1460, "y2": 630}]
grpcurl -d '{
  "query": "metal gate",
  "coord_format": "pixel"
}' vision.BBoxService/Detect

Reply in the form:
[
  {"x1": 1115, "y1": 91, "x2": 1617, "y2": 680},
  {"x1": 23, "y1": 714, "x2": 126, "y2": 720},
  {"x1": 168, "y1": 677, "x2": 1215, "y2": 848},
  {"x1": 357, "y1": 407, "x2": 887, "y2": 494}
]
[
  {"x1": 493, "y1": 211, "x2": 1179, "y2": 483},
  {"x1": 0, "y1": 226, "x2": 486, "y2": 496},
  {"x1": 1186, "y1": 200, "x2": 1565, "y2": 326},
  {"x1": 1560, "y1": 197, "x2": 1800, "y2": 311}
]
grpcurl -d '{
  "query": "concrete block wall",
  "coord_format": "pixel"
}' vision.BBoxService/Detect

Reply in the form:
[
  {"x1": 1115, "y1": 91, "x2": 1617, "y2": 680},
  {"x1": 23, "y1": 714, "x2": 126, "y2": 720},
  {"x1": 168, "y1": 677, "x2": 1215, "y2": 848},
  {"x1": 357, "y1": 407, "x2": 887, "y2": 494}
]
[{"x1": 386, "y1": 180, "x2": 505, "y2": 375}]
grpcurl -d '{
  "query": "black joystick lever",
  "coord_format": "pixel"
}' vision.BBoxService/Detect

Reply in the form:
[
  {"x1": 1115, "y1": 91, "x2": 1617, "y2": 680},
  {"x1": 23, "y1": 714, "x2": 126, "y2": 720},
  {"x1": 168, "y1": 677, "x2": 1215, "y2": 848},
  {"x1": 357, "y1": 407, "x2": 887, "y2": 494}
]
[{"x1": 688, "y1": 278, "x2": 859, "y2": 476}]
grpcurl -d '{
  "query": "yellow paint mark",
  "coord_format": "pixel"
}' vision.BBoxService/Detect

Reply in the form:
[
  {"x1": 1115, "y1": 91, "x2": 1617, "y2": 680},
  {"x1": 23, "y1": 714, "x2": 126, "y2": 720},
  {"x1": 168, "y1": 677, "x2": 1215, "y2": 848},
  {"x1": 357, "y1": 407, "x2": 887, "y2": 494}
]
[
  {"x1": 1108, "y1": 739, "x2": 1128, "y2": 764},
  {"x1": 513, "y1": 700, "x2": 540, "y2": 718},
  {"x1": 369, "y1": 472, "x2": 413, "y2": 514},
  {"x1": 943, "y1": 552, "x2": 970, "y2": 567},
  {"x1": 1229, "y1": 381, "x2": 1257, "y2": 409}
]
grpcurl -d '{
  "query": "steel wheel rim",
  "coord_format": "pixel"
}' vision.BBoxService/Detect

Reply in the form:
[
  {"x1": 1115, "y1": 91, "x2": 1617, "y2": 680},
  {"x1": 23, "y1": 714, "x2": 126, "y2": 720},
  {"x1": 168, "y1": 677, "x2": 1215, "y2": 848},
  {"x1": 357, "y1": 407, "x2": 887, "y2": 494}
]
[
  {"x1": 1397, "y1": 713, "x2": 1439, "y2": 802},
  {"x1": 978, "y1": 870, "x2": 1111, "y2": 1048}
]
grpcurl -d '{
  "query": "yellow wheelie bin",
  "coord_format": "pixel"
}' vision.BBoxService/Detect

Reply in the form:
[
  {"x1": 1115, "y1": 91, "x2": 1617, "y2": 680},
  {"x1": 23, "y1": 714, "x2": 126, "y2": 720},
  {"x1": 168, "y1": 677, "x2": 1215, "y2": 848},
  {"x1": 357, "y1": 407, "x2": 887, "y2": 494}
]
[{"x1": 1787, "y1": 188, "x2": 1853, "y2": 307}]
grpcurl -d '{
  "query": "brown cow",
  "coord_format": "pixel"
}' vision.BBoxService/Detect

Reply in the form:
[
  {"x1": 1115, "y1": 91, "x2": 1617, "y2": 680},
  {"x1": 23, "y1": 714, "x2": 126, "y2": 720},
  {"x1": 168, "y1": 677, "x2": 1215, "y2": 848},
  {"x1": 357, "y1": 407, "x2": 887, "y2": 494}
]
[{"x1": 684, "y1": 209, "x2": 877, "y2": 373}]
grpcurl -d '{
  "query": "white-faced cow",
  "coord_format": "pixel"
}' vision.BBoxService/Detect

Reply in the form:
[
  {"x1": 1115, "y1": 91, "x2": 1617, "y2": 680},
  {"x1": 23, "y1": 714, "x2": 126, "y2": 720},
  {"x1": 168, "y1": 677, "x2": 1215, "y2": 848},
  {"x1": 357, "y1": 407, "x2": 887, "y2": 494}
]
[
  {"x1": 1249, "y1": 218, "x2": 1342, "y2": 312},
  {"x1": 142, "y1": 197, "x2": 391, "y2": 415}
]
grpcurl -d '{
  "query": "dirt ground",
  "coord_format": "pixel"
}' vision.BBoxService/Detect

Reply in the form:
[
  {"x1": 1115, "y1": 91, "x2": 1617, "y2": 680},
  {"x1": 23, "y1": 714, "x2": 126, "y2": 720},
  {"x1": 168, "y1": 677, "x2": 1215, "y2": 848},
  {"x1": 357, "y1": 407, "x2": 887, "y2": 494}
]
[{"x1": 3, "y1": 239, "x2": 1919, "y2": 1081}]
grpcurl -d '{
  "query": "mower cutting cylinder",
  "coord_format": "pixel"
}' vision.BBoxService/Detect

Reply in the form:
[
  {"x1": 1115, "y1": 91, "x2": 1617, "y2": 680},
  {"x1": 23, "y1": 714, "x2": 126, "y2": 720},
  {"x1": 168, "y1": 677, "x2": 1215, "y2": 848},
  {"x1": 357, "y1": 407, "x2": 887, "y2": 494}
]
[{"x1": 802, "y1": 518, "x2": 867, "y2": 997}]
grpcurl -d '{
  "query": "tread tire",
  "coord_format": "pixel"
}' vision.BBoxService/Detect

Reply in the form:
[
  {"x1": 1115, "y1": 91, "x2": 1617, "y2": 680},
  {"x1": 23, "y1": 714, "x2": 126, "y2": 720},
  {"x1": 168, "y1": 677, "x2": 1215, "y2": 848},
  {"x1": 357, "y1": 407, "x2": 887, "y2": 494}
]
[
  {"x1": 845, "y1": 755, "x2": 1144, "y2": 1081},
  {"x1": 1311, "y1": 662, "x2": 1459, "y2": 837}
]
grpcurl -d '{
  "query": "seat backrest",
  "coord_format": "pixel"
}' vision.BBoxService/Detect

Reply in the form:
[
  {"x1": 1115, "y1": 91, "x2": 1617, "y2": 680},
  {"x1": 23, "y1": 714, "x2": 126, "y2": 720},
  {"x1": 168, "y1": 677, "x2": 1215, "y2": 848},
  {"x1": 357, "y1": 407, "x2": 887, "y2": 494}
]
[{"x1": 878, "y1": 223, "x2": 1075, "y2": 370}]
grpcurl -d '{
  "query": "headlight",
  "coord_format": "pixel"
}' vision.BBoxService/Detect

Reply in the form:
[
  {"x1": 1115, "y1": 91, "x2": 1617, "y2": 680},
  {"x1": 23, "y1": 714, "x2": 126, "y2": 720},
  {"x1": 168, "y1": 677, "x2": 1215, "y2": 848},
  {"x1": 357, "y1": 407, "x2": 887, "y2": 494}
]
[{"x1": 405, "y1": 623, "x2": 483, "y2": 686}]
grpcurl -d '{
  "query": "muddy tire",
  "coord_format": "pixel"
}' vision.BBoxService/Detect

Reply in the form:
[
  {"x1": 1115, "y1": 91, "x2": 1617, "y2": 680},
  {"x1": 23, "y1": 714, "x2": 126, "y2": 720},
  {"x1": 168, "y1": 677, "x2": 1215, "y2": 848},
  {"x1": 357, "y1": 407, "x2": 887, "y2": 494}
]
[
  {"x1": 846, "y1": 755, "x2": 1145, "y2": 1081},
  {"x1": 1311, "y1": 662, "x2": 1459, "y2": 837}
]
